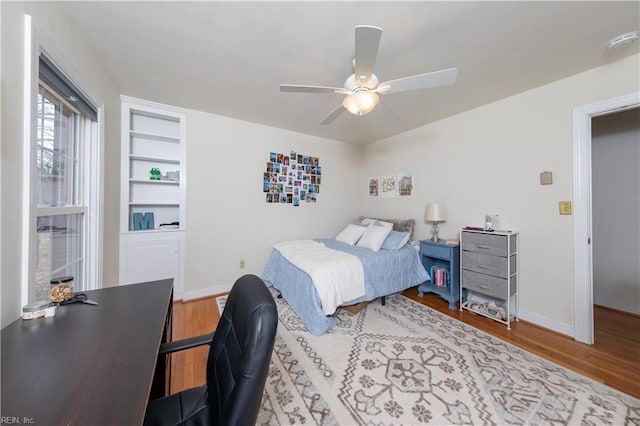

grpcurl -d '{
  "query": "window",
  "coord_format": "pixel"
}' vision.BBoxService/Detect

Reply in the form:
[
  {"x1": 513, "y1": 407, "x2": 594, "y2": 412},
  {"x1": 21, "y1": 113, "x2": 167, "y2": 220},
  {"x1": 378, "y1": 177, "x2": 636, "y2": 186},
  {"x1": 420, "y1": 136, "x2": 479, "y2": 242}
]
[{"x1": 26, "y1": 53, "x2": 100, "y2": 303}]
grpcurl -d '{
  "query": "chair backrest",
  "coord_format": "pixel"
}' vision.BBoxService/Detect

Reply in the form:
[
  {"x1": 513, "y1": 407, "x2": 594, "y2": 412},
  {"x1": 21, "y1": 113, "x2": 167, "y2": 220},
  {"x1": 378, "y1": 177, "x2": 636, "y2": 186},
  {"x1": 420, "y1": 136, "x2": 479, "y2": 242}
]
[{"x1": 206, "y1": 274, "x2": 277, "y2": 425}]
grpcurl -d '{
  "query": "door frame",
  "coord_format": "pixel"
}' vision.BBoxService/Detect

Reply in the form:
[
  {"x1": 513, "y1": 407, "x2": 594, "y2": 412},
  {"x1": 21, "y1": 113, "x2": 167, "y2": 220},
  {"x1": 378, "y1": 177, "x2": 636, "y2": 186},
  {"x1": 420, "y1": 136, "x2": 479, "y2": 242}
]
[{"x1": 572, "y1": 91, "x2": 639, "y2": 344}]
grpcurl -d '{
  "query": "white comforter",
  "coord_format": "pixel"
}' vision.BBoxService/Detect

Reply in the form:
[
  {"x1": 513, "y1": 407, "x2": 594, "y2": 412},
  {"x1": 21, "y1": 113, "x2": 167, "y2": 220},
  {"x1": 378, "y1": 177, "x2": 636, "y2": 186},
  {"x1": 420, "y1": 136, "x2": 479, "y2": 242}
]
[{"x1": 273, "y1": 240, "x2": 365, "y2": 315}]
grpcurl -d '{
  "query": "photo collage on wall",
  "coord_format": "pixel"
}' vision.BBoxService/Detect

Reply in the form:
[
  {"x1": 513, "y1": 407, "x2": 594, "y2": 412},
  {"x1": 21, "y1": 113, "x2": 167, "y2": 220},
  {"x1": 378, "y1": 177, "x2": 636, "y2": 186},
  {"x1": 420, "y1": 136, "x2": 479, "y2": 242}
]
[
  {"x1": 368, "y1": 172, "x2": 413, "y2": 198},
  {"x1": 263, "y1": 150, "x2": 321, "y2": 206}
]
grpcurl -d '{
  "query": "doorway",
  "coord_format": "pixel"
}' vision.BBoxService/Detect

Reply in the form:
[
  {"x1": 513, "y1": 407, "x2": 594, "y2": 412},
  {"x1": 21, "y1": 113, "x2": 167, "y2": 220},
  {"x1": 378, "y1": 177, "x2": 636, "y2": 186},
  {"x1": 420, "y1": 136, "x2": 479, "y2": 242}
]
[
  {"x1": 591, "y1": 108, "x2": 640, "y2": 317},
  {"x1": 572, "y1": 92, "x2": 640, "y2": 344}
]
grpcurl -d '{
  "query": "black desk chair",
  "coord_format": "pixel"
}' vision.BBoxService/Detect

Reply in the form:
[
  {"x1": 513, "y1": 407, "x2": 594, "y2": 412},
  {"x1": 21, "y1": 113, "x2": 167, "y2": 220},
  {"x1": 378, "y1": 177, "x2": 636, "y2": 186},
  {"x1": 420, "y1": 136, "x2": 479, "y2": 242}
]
[{"x1": 144, "y1": 274, "x2": 278, "y2": 426}]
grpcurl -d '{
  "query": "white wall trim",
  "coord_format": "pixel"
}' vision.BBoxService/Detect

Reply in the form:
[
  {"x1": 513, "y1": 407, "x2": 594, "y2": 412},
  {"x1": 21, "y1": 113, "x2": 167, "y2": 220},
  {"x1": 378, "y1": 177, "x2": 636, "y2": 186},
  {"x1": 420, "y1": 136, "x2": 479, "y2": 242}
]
[
  {"x1": 21, "y1": 14, "x2": 36, "y2": 307},
  {"x1": 86, "y1": 109, "x2": 105, "y2": 290},
  {"x1": 518, "y1": 309, "x2": 574, "y2": 338},
  {"x1": 594, "y1": 296, "x2": 640, "y2": 316},
  {"x1": 120, "y1": 94, "x2": 186, "y2": 115},
  {"x1": 181, "y1": 283, "x2": 233, "y2": 301},
  {"x1": 572, "y1": 91, "x2": 640, "y2": 344}
]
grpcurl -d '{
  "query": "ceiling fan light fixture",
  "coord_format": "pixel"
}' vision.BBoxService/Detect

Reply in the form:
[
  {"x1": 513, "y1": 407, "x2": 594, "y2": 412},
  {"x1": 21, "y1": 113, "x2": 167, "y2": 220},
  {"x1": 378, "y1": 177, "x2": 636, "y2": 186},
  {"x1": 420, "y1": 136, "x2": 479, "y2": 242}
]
[
  {"x1": 279, "y1": 25, "x2": 458, "y2": 125},
  {"x1": 343, "y1": 90, "x2": 380, "y2": 116}
]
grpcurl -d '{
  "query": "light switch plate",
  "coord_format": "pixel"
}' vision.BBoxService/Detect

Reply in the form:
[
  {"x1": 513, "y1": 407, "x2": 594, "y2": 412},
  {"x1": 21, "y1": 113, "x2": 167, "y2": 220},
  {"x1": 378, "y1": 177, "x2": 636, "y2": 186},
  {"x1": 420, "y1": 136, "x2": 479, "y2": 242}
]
[{"x1": 559, "y1": 201, "x2": 572, "y2": 215}]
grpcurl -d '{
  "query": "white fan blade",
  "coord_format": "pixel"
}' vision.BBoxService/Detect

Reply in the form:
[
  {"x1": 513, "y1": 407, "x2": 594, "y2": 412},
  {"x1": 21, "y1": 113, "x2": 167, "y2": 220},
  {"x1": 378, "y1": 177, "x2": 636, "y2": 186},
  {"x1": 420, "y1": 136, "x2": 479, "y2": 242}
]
[
  {"x1": 320, "y1": 104, "x2": 345, "y2": 125},
  {"x1": 378, "y1": 68, "x2": 458, "y2": 94},
  {"x1": 354, "y1": 25, "x2": 382, "y2": 86},
  {"x1": 280, "y1": 84, "x2": 345, "y2": 94}
]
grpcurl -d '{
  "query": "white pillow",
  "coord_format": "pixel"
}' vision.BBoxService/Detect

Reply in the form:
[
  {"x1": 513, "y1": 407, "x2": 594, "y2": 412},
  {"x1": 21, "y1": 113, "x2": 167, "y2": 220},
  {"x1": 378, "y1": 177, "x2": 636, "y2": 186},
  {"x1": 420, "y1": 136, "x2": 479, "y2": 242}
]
[
  {"x1": 335, "y1": 224, "x2": 368, "y2": 246},
  {"x1": 356, "y1": 224, "x2": 393, "y2": 251}
]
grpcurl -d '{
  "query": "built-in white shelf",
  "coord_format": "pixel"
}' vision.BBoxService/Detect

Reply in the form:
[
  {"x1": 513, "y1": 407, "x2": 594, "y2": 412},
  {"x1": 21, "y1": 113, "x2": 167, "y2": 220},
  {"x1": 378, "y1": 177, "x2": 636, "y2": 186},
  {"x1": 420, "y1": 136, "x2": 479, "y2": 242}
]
[
  {"x1": 129, "y1": 155, "x2": 180, "y2": 164},
  {"x1": 129, "y1": 130, "x2": 180, "y2": 144},
  {"x1": 129, "y1": 179, "x2": 179, "y2": 185},
  {"x1": 119, "y1": 95, "x2": 186, "y2": 300}
]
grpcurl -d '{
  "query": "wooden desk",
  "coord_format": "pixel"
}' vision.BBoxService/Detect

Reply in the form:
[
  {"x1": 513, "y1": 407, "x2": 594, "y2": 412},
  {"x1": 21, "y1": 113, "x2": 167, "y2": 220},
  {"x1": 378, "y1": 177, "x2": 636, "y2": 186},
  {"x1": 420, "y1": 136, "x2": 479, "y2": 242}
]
[{"x1": 1, "y1": 279, "x2": 173, "y2": 425}]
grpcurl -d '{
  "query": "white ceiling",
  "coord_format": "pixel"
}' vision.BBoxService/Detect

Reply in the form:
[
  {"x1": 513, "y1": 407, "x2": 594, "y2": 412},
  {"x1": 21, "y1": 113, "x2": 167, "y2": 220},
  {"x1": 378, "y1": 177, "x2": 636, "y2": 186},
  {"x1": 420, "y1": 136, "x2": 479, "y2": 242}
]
[{"x1": 60, "y1": 1, "x2": 639, "y2": 144}]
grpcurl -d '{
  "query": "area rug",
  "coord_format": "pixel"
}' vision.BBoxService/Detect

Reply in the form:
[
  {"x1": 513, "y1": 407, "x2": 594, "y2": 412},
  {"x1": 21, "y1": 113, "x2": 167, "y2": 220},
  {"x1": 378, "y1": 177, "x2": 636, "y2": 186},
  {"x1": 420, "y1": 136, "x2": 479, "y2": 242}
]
[{"x1": 215, "y1": 291, "x2": 640, "y2": 425}]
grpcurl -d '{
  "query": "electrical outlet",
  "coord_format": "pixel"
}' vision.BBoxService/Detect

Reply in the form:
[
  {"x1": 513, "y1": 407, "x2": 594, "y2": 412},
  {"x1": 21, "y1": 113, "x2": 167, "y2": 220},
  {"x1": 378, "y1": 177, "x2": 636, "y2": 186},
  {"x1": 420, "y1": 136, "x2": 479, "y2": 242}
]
[
  {"x1": 559, "y1": 201, "x2": 572, "y2": 215},
  {"x1": 239, "y1": 260, "x2": 245, "y2": 269}
]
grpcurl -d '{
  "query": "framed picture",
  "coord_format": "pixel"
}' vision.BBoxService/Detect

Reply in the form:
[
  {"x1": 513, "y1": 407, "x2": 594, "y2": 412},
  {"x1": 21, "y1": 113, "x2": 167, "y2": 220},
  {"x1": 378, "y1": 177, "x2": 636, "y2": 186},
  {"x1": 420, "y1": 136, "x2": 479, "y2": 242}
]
[
  {"x1": 381, "y1": 175, "x2": 396, "y2": 198},
  {"x1": 368, "y1": 177, "x2": 379, "y2": 197},
  {"x1": 397, "y1": 173, "x2": 413, "y2": 197}
]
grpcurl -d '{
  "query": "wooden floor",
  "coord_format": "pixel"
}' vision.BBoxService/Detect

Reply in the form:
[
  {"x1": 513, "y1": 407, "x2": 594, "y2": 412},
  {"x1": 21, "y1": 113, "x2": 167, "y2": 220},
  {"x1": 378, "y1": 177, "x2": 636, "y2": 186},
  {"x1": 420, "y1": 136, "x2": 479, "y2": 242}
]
[{"x1": 169, "y1": 289, "x2": 640, "y2": 399}]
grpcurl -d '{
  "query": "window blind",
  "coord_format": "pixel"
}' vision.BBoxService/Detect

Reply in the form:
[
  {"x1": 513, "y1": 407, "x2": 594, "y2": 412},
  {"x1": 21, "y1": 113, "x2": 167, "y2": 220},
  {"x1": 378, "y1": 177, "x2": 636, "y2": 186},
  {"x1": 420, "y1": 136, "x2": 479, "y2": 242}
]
[{"x1": 39, "y1": 54, "x2": 97, "y2": 121}]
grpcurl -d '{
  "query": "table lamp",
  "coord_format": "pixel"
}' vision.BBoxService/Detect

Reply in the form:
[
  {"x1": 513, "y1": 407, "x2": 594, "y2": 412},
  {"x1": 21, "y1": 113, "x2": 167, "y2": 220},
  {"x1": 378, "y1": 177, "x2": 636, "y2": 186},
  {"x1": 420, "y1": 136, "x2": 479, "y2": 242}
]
[{"x1": 425, "y1": 203, "x2": 447, "y2": 242}]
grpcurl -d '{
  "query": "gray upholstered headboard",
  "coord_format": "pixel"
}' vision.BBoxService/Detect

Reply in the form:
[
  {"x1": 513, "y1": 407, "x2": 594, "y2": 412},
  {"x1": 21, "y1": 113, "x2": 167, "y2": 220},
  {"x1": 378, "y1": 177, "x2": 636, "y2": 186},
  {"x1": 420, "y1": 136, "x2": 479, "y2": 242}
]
[{"x1": 356, "y1": 216, "x2": 415, "y2": 241}]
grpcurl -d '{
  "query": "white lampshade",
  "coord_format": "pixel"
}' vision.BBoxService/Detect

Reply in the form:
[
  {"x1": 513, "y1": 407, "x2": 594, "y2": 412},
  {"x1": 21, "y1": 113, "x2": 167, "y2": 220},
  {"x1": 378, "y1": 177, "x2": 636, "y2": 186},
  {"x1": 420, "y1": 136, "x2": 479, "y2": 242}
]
[
  {"x1": 425, "y1": 203, "x2": 447, "y2": 222},
  {"x1": 343, "y1": 91, "x2": 380, "y2": 116}
]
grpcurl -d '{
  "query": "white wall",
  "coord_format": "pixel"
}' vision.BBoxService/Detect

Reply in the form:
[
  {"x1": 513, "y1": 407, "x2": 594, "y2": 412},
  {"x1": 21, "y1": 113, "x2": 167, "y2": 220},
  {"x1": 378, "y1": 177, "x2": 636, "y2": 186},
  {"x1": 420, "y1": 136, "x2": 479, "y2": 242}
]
[
  {"x1": 361, "y1": 54, "x2": 639, "y2": 335},
  {"x1": 1, "y1": 2, "x2": 120, "y2": 327},
  {"x1": 591, "y1": 108, "x2": 640, "y2": 314},
  {"x1": 182, "y1": 110, "x2": 363, "y2": 298}
]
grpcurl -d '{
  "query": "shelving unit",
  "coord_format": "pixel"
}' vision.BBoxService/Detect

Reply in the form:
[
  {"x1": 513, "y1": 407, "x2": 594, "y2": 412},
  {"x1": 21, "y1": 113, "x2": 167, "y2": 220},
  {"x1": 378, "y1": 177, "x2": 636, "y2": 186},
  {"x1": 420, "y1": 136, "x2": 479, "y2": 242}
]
[
  {"x1": 119, "y1": 96, "x2": 186, "y2": 298},
  {"x1": 121, "y1": 106, "x2": 184, "y2": 231},
  {"x1": 459, "y1": 229, "x2": 519, "y2": 329}
]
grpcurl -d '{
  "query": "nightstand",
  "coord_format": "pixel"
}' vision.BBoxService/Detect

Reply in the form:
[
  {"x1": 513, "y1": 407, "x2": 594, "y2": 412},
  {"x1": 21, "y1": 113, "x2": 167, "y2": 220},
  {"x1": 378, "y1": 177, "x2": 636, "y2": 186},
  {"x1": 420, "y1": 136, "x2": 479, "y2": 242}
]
[{"x1": 417, "y1": 239, "x2": 460, "y2": 309}]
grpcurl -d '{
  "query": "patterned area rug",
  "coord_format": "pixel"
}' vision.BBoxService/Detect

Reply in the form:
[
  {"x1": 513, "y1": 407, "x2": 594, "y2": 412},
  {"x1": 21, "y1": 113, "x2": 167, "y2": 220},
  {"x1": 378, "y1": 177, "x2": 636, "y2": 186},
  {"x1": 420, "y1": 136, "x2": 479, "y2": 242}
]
[{"x1": 215, "y1": 291, "x2": 640, "y2": 425}]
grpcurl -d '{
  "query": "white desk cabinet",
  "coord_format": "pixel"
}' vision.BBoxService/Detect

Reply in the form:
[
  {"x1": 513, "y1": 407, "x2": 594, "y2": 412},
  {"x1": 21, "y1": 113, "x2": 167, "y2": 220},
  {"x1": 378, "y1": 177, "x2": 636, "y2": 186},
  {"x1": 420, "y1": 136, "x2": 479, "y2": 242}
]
[{"x1": 119, "y1": 231, "x2": 183, "y2": 292}]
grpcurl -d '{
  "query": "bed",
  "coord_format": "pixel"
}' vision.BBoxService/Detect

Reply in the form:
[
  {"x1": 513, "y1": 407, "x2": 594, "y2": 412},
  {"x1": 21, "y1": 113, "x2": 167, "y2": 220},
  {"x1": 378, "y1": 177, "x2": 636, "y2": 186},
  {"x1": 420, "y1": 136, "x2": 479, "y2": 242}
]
[{"x1": 262, "y1": 217, "x2": 430, "y2": 335}]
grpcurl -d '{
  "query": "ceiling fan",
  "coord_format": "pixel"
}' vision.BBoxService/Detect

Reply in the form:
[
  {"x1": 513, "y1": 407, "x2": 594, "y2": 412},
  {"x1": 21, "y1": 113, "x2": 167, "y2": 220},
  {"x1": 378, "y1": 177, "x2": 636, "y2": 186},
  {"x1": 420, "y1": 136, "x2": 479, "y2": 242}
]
[{"x1": 280, "y1": 25, "x2": 458, "y2": 125}]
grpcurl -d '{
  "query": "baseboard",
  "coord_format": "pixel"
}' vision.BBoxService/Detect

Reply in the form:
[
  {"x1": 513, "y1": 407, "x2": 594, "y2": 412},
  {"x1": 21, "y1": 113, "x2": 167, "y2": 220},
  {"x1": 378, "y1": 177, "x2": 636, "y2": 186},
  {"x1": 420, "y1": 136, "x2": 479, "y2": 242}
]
[
  {"x1": 594, "y1": 295, "x2": 640, "y2": 316},
  {"x1": 518, "y1": 309, "x2": 574, "y2": 338},
  {"x1": 182, "y1": 283, "x2": 233, "y2": 301}
]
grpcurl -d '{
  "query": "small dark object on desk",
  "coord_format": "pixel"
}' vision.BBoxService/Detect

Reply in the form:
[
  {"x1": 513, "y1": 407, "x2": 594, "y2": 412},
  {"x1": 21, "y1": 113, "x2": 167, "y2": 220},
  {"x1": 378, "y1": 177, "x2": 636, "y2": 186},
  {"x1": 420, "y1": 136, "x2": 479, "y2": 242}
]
[{"x1": 60, "y1": 293, "x2": 98, "y2": 306}]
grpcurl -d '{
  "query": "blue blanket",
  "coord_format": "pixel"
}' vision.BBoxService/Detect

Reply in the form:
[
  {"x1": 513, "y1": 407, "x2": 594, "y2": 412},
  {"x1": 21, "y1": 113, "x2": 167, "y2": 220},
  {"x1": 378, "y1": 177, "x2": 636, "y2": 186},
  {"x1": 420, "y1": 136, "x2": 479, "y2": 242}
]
[{"x1": 262, "y1": 238, "x2": 429, "y2": 335}]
